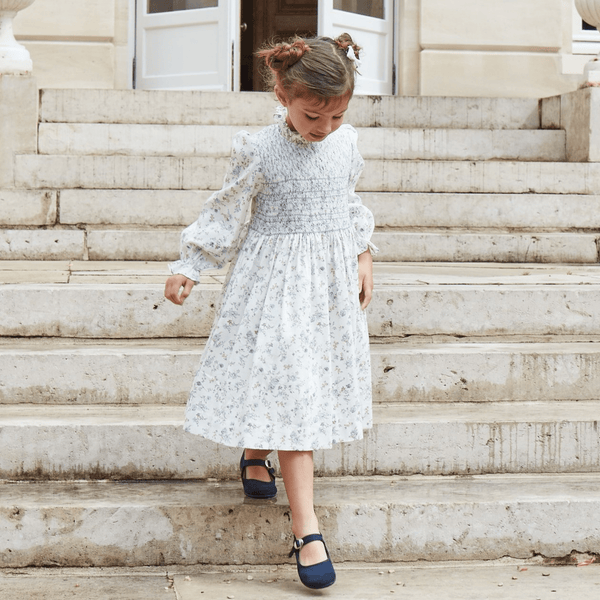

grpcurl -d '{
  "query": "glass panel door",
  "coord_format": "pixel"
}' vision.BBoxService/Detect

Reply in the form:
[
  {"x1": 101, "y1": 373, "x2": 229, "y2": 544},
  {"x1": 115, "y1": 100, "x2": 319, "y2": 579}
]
[
  {"x1": 333, "y1": 0, "x2": 383, "y2": 19},
  {"x1": 136, "y1": 0, "x2": 234, "y2": 89},
  {"x1": 148, "y1": 0, "x2": 218, "y2": 12}
]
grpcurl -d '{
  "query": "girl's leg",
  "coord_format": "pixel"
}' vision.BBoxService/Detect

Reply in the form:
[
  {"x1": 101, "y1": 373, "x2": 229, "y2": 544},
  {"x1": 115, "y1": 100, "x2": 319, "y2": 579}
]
[
  {"x1": 278, "y1": 450, "x2": 328, "y2": 566},
  {"x1": 244, "y1": 448, "x2": 273, "y2": 482}
]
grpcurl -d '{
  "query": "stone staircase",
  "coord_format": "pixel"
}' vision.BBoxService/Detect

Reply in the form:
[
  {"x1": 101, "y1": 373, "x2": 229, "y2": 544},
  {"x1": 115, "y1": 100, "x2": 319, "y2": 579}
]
[{"x1": 1, "y1": 90, "x2": 600, "y2": 568}]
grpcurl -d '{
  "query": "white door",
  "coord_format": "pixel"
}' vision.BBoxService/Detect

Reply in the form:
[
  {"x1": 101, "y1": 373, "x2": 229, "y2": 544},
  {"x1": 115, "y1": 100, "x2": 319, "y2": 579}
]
[
  {"x1": 136, "y1": 0, "x2": 238, "y2": 90},
  {"x1": 318, "y1": 0, "x2": 394, "y2": 95}
]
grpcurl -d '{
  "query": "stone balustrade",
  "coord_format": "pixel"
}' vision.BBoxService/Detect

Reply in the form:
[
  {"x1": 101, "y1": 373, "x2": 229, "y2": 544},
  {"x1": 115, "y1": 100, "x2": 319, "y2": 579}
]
[
  {"x1": 575, "y1": 0, "x2": 600, "y2": 85},
  {"x1": 0, "y1": 0, "x2": 36, "y2": 74}
]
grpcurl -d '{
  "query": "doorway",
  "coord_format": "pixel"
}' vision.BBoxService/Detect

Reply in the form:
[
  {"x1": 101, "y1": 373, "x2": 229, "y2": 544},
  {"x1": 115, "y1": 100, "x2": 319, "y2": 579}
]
[
  {"x1": 134, "y1": 0, "x2": 394, "y2": 94},
  {"x1": 240, "y1": 0, "x2": 318, "y2": 91}
]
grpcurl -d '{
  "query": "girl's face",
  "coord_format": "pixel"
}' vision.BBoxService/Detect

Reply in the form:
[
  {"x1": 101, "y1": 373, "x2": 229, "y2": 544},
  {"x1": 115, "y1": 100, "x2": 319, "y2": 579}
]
[{"x1": 275, "y1": 86, "x2": 350, "y2": 142}]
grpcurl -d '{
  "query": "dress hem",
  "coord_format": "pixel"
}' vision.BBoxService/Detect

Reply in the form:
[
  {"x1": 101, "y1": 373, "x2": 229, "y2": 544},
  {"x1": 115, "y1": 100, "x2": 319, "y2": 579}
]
[{"x1": 182, "y1": 423, "x2": 372, "y2": 452}]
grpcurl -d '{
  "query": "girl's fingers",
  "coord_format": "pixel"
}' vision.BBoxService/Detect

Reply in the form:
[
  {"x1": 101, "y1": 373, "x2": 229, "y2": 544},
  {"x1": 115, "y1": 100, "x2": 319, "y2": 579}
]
[
  {"x1": 179, "y1": 279, "x2": 194, "y2": 301},
  {"x1": 165, "y1": 275, "x2": 193, "y2": 305},
  {"x1": 358, "y1": 273, "x2": 373, "y2": 310},
  {"x1": 360, "y1": 281, "x2": 373, "y2": 309}
]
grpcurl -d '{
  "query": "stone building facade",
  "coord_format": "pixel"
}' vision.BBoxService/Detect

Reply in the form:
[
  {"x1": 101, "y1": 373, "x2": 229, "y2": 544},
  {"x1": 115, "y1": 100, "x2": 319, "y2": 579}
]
[{"x1": 12, "y1": 0, "x2": 600, "y2": 97}]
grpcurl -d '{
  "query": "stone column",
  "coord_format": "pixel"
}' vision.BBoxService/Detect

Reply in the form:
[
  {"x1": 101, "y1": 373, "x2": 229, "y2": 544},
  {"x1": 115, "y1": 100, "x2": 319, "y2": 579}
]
[{"x1": 0, "y1": 0, "x2": 37, "y2": 188}]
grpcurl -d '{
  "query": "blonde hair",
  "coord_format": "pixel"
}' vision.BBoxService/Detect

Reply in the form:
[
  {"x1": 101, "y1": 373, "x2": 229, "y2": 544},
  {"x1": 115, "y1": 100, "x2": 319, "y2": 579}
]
[{"x1": 257, "y1": 33, "x2": 361, "y2": 103}]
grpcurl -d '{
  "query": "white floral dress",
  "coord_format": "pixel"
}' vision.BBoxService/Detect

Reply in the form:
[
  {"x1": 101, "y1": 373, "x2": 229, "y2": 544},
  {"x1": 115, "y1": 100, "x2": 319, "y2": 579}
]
[{"x1": 170, "y1": 108, "x2": 377, "y2": 451}]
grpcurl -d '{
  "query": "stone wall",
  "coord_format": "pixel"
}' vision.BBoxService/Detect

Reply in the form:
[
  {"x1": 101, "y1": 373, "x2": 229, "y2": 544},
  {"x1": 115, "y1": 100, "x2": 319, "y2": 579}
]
[
  {"x1": 418, "y1": 0, "x2": 581, "y2": 97},
  {"x1": 12, "y1": 0, "x2": 130, "y2": 89}
]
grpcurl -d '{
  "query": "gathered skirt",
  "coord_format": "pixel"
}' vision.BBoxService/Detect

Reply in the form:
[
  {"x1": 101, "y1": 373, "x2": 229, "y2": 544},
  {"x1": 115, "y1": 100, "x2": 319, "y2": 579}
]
[{"x1": 183, "y1": 225, "x2": 373, "y2": 451}]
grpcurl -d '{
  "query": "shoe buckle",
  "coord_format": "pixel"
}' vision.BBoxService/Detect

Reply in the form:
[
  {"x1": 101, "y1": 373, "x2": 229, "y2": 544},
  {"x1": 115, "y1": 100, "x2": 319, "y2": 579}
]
[
  {"x1": 293, "y1": 538, "x2": 304, "y2": 551},
  {"x1": 264, "y1": 459, "x2": 272, "y2": 469}
]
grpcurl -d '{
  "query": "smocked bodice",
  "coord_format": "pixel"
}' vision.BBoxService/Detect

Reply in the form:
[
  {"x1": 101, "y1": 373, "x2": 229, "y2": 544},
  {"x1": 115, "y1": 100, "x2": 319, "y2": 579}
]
[{"x1": 249, "y1": 123, "x2": 355, "y2": 235}]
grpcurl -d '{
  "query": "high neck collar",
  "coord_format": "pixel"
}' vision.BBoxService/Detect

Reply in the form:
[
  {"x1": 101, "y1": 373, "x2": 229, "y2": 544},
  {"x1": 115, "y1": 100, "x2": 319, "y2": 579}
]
[{"x1": 274, "y1": 105, "x2": 313, "y2": 148}]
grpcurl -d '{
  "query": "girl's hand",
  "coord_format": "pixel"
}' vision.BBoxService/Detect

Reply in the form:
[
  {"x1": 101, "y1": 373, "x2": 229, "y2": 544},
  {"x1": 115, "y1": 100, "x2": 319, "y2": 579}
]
[
  {"x1": 165, "y1": 274, "x2": 195, "y2": 305},
  {"x1": 358, "y1": 250, "x2": 373, "y2": 310}
]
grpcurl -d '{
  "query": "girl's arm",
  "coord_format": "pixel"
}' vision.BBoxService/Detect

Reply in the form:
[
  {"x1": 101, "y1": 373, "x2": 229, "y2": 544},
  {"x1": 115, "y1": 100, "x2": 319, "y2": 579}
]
[
  {"x1": 346, "y1": 126, "x2": 377, "y2": 310},
  {"x1": 165, "y1": 131, "x2": 262, "y2": 305}
]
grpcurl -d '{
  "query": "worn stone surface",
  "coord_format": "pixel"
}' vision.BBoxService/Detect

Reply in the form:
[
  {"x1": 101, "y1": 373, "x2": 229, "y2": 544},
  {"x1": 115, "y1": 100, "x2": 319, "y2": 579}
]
[
  {"x1": 1, "y1": 476, "x2": 599, "y2": 566},
  {"x1": 2, "y1": 563, "x2": 599, "y2": 600},
  {"x1": 0, "y1": 229, "x2": 85, "y2": 260},
  {"x1": 561, "y1": 87, "x2": 600, "y2": 162},
  {"x1": 3, "y1": 271, "x2": 600, "y2": 338},
  {"x1": 371, "y1": 342, "x2": 600, "y2": 403},
  {"x1": 80, "y1": 228, "x2": 599, "y2": 263},
  {"x1": 38, "y1": 123, "x2": 565, "y2": 161},
  {"x1": 57, "y1": 190, "x2": 600, "y2": 229},
  {"x1": 372, "y1": 231, "x2": 599, "y2": 263},
  {"x1": 18, "y1": 155, "x2": 600, "y2": 194},
  {"x1": 39, "y1": 90, "x2": 541, "y2": 129},
  {"x1": 1, "y1": 402, "x2": 599, "y2": 479},
  {"x1": 0, "y1": 571, "x2": 173, "y2": 599},
  {"x1": 13, "y1": 154, "x2": 229, "y2": 190},
  {"x1": 541, "y1": 94, "x2": 562, "y2": 130},
  {"x1": 0, "y1": 190, "x2": 56, "y2": 225},
  {"x1": 59, "y1": 189, "x2": 210, "y2": 225},
  {"x1": 172, "y1": 563, "x2": 600, "y2": 600},
  {"x1": 359, "y1": 160, "x2": 600, "y2": 194},
  {"x1": 87, "y1": 229, "x2": 179, "y2": 261},
  {"x1": 363, "y1": 192, "x2": 600, "y2": 229},
  {"x1": 0, "y1": 75, "x2": 38, "y2": 187},
  {"x1": 3, "y1": 339, "x2": 600, "y2": 406}
]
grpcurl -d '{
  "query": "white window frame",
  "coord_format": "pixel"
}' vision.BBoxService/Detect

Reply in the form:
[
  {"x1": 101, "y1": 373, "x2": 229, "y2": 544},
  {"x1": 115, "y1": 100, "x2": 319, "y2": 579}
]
[{"x1": 573, "y1": 5, "x2": 600, "y2": 55}]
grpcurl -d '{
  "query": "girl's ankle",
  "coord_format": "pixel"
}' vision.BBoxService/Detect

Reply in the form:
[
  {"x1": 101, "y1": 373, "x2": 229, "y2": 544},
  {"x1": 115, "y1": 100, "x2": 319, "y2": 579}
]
[{"x1": 292, "y1": 516, "x2": 320, "y2": 540}]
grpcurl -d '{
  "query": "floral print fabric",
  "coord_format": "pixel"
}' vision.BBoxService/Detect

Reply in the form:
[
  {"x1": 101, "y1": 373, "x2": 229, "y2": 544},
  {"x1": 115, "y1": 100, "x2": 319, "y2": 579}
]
[{"x1": 170, "y1": 110, "x2": 376, "y2": 450}]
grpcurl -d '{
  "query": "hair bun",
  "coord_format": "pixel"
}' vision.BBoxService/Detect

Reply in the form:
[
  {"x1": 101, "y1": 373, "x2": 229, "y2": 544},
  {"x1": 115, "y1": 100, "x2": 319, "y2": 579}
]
[
  {"x1": 259, "y1": 39, "x2": 311, "y2": 72},
  {"x1": 334, "y1": 33, "x2": 361, "y2": 60}
]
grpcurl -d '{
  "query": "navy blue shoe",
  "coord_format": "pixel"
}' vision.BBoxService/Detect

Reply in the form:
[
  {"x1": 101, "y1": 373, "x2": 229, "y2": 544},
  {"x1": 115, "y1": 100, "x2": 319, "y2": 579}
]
[
  {"x1": 240, "y1": 451, "x2": 277, "y2": 499},
  {"x1": 288, "y1": 533, "x2": 336, "y2": 589}
]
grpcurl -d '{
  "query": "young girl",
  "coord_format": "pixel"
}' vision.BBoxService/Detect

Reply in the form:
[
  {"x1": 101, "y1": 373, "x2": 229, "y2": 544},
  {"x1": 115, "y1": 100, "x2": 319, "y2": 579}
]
[{"x1": 165, "y1": 33, "x2": 376, "y2": 590}]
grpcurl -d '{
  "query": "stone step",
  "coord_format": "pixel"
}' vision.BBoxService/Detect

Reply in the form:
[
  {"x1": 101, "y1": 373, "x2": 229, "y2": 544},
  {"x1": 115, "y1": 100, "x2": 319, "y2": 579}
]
[
  {"x1": 0, "y1": 229, "x2": 86, "y2": 261},
  {"x1": 2, "y1": 401, "x2": 600, "y2": 479},
  {"x1": 0, "y1": 190, "x2": 56, "y2": 225},
  {"x1": 2, "y1": 474, "x2": 598, "y2": 566},
  {"x1": 48, "y1": 190, "x2": 600, "y2": 230},
  {"x1": 3, "y1": 338, "x2": 600, "y2": 406},
  {"x1": 38, "y1": 123, "x2": 566, "y2": 162},
  {"x1": 4, "y1": 228, "x2": 596, "y2": 263},
  {"x1": 6, "y1": 563, "x2": 600, "y2": 600},
  {"x1": 40, "y1": 89, "x2": 542, "y2": 130},
  {"x1": 87, "y1": 228, "x2": 600, "y2": 263},
  {"x1": 8, "y1": 189, "x2": 600, "y2": 230},
  {"x1": 3, "y1": 262, "x2": 600, "y2": 338},
  {"x1": 15, "y1": 156, "x2": 600, "y2": 193}
]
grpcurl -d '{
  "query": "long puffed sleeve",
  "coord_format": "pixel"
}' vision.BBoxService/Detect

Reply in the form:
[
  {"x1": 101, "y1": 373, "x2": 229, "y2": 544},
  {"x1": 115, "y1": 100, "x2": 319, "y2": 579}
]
[
  {"x1": 347, "y1": 127, "x2": 378, "y2": 256},
  {"x1": 169, "y1": 131, "x2": 263, "y2": 282}
]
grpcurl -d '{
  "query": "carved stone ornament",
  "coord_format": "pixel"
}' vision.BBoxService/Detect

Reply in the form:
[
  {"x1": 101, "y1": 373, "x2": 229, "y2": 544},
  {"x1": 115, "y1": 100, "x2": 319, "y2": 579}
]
[
  {"x1": 575, "y1": 0, "x2": 600, "y2": 85},
  {"x1": 0, "y1": 0, "x2": 36, "y2": 74}
]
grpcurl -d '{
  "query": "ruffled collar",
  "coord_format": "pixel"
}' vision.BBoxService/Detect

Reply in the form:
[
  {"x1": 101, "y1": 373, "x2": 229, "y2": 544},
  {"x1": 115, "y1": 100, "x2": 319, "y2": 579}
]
[{"x1": 274, "y1": 105, "x2": 312, "y2": 147}]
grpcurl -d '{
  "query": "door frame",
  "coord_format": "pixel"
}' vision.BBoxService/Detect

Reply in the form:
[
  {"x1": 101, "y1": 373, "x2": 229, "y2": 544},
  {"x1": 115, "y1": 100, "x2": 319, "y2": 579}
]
[{"x1": 129, "y1": 0, "x2": 136, "y2": 88}]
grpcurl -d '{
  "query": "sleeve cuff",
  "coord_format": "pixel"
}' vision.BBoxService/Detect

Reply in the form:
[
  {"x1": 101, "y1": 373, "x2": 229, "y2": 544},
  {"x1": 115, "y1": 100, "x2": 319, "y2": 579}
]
[
  {"x1": 168, "y1": 260, "x2": 201, "y2": 283},
  {"x1": 356, "y1": 239, "x2": 379, "y2": 256}
]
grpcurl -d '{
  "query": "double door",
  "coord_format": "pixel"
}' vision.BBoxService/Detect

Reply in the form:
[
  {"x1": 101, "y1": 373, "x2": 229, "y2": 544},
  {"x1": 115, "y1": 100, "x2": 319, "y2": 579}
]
[{"x1": 136, "y1": 0, "x2": 395, "y2": 94}]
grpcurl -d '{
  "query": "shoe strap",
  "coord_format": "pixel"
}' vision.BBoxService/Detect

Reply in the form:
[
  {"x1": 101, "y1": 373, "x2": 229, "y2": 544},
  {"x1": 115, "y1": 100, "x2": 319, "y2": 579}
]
[
  {"x1": 240, "y1": 456, "x2": 275, "y2": 478},
  {"x1": 288, "y1": 533, "x2": 324, "y2": 557}
]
